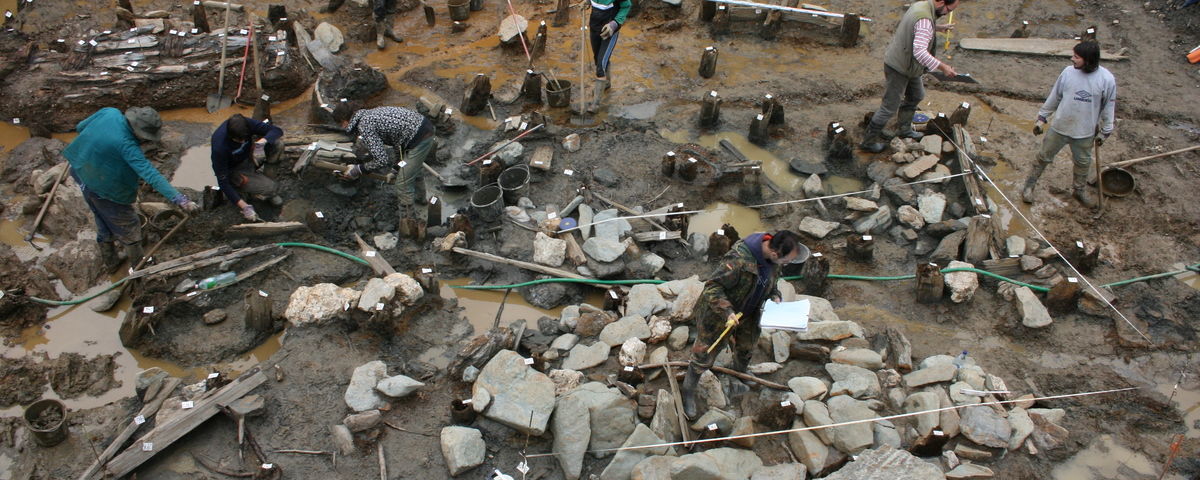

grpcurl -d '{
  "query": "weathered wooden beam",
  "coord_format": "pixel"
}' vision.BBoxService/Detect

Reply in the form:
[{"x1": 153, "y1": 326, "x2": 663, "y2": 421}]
[
  {"x1": 354, "y1": 233, "x2": 396, "y2": 276},
  {"x1": 103, "y1": 370, "x2": 267, "y2": 479},
  {"x1": 79, "y1": 378, "x2": 182, "y2": 480},
  {"x1": 226, "y1": 221, "x2": 308, "y2": 239},
  {"x1": 452, "y1": 247, "x2": 591, "y2": 281},
  {"x1": 632, "y1": 231, "x2": 682, "y2": 242},
  {"x1": 959, "y1": 37, "x2": 1127, "y2": 60}
]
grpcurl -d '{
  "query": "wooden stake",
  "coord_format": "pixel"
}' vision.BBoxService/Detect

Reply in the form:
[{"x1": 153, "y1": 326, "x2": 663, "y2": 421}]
[
  {"x1": 461, "y1": 73, "x2": 491, "y2": 116},
  {"x1": 699, "y1": 46, "x2": 718, "y2": 78},
  {"x1": 700, "y1": 91, "x2": 721, "y2": 128},
  {"x1": 192, "y1": 1, "x2": 211, "y2": 32},
  {"x1": 354, "y1": 232, "x2": 396, "y2": 276},
  {"x1": 552, "y1": 0, "x2": 570, "y2": 27},
  {"x1": 915, "y1": 263, "x2": 944, "y2": 304},
  {"x1": 839, "y1": 13, "x2": 860, "y2": 48},
  {"x1": 846, "y1": 234, "x2": 874, "y2": 262},
  {"x1": 244, "y1": 288, "x2": 273, "y2": 335},
  {"x1": 800, "y1": 254, "x2": 829, "y2": 295}
]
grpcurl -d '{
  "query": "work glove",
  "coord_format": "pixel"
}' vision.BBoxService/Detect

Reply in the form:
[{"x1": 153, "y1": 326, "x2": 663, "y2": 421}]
[
  {"x1": 1095, "y1": 134, "x2": 1108, "y2": 146},
  {"x1": 241, "y1": 205, "x2": 261, "y2": 222},
  {"x1": 1033, "y1": 120, "x2": 1046, "y2": 136},
  {"x1": 340, "y1": 164, "x2": 363, "y2": 180},
  {"x1": 600, "y1": 21, "x2": 619, "y2": 40},
  {"x1": 172, "y1": 194, "x2": 200, "y2": 213}
]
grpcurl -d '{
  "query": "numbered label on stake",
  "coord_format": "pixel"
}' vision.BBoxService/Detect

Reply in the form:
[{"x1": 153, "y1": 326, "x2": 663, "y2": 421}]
[
  {"x1": 181, "y1": 401, "x2": 194, "y2": 409},
  {"x1": 134, "y1": 415, "x2": 146, "y2": 425},
  {"x1": 143, "y1": 306, "x2": 155, "y2": 314},
  {"x1": 142, "y1": 442, "x2": 153, "y2": 451}
]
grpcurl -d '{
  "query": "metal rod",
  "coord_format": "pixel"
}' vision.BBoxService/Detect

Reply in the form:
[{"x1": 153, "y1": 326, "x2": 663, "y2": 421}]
[
  {"x1": 705, "y1": 0, "x2": 873, "y2": 21},
  {"x1": 465, "y1": 124, "x2": 545, "y2": 166}
]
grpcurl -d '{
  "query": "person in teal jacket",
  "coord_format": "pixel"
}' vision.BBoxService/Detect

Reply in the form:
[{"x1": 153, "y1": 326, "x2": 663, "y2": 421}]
[
  {"x1": 588, "y1": 0, "x2": 632, "y2": 112},
  {"x1": 63, "y1": 107, "x2": 199, "y2": 273}
]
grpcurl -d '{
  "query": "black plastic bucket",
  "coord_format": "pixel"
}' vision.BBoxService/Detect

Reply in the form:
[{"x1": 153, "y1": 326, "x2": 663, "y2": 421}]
[
  {"x1": 448, "y1": 0, "x2": 470, "y2": 21},
  {"x1": 470, "y1": 184, "x2": 504, "y2": 223},
  {"x1": 498, "y1": 166, "x2": 530, "y2": 205},
  {"x1": 545, "y1": 80, "x2": 572, "y2": 108}
]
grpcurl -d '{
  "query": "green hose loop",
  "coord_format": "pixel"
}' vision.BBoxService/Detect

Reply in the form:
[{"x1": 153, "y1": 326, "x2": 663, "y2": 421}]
[
  {"x1": 454, "y1": 278, "x2": 666, "y2": 290},
  {"x1": 273, "y1": 242, "x2": 370, "y2": 266}
]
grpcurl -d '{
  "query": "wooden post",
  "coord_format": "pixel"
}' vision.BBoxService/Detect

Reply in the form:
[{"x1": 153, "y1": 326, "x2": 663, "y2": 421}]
[
  {"x1": 478, "y1": 158, "x2": 503, "y2": 185},
  {"x1": 520, "y1": 69, "x2": 543, "y2": 103},
  {"x1": 414, "y1": 265, "x2": 440, "y2": 292},
  {"x1": 699, "y1": 0, "x2": 717, "y2": 21},
  {"x1": 1063, "y1": 240, "x2": 1099, "y2": 274},
  {"x1": 699, "y1": 90, "x2": 721, "y2": 128},
  {"x1": 699, "y1": 46, "x2": 718, "y2": 78},
  {"x1": 748, "y1": 113, "x2": 769, "y2": 145},
  {"x1": 712, "y1": 5, "x2": 730, "y2": 35},
  {"x1": 192, "y1": 1, "x2": 212, "y2": 33},
  {"x1": 559, "y1": 232, "x2": 587, "y2": 265},
  {"x1": 532, "y1": 21, "x2": 547, "y2": 58},
  {"x1": 253, "y1": 94, "x2": 272, "y2": 122},
  {"x1": 800, "y1": 253, "x2": 829, "y2": 295},
  {"x1": 427, "y1": 195, "x2": 443, "y2": 227},
  {"x1": 1080, "y1": 25, "x2": 1097, "y2": 42},
  {"x1": 424, "y1": 3, "x2": 436, "y2": 26},
  {"x1": 885, "y1": 327, "x2": 913, "y2": 373},
  {"x1": 1045, "y1": 277, "x2": 1080, "y2": 314},
  {"x1": 950, "y1": 101, "x2": 972, "y2": 126},
  {"x1": 762, "y1": 93, "x2": 784, "y2": 125},
  {"x1": 353, "y1": 233, "x2": 397, "y2": 276},
  {"x1": 738, "y1": 167, "x2": 763, "y2": 205},
  {"x1": 553, "y1": 0, "x2": 570, "y2": 27},
  {"x1": 448, "y1": 214, "x2": 475, "y2": 246},
  {"x1": 661, "y1": 151, "x2": 677, "y2": 178},
  {"x1": 847, "y1": 234, "x2": 874, "y2": 262},
  {"x1": 460, "y1": 73, "x2": 491, "y2": 116},
  {"x1": 677, "y1": 156, "x2": 701, "y2": 182},
  {"x1": 926, "y1": 112, "x2": 953, "y2": 139},
  {"x1": 915, "y1": 262, "x2": 944, "y2": 304},
  {"x1": 827, "y1": 123, "x2": 851, "y2": 160},
  {"x1": 202, "y1": 185, "x2": 224, "y2": 210},
  {"x1": 117, "y1": 0, "x2": 134, "y2": 13},
  {"x1": 839, "y1": 13, "x2": 861, "y2": 48},
  {"x1": 603, "y1": 287, "x2": 624, "y2": 312},
  {"x1": 963, "y1": 215, "x2": 991, "y2": 264},
  {"x1": 305, "y1": 210, "x2": 327, "y2": 234},
  {"x1": 244, "y1": 288, "x2": 273, "y2": 335},
  {"x1": 707, "y1": 227, "x2": 736, "y2": 257}
]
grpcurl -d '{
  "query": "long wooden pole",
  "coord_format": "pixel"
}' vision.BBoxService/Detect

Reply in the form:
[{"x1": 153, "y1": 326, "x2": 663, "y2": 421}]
[
  {"x1": 578, "y1": 4, "x2": 586, "y2": 114},
  {"x1": 1107, "y1": 144, "x2": 1200, "y2": 169},
  {"x1": 24, "y1": 159, "x2": 71, "y2": 243}
]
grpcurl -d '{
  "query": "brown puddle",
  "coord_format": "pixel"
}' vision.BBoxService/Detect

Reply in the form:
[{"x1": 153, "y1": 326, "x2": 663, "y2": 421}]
[
  {"x1": 1050, "y1": 434, "x2": 1179, "y2": 479},
  {"x1": 171, "y1": 145, "x2": 219, "y2": 191},
  {"x1": 0, "y1": 218, "x2": 51, "y2": 262},
  {"x1": 0, "y1": 121, "x2": 30, "y2": 153},
  {"x1": 688, "y1": 202, "x2": 765, "y2": 238},
  {"x1": 658, "y1": 129, "x2": 802, "y2": 194},
  {"x1": 440, "y1": 277, "x2": 605, "y2": 335}
]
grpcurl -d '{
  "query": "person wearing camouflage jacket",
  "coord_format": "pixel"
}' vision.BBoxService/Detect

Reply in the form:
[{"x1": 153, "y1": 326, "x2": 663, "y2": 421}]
[{"x1": 682, "y1": 230, "x2": 805, "y2": 419}]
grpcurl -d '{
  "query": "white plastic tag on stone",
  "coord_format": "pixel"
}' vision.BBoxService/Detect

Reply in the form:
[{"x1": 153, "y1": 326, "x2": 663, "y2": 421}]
[
  {"x1": 11, "y1": 118, "x2": 19, "y2": 124},
  {"x1": 548, "y1": 212, "x2": 557, "y2": 219},
  {"x1": 182, "y1": 401, "x2": 194, "y2": 409},
  {"x1": 187, "y1": 291, "x2": 199, "y2": 297},
  {"x1": 676, "y1": 203, "x2": 684, "y2": 208},
  {"x1": 756, "y1": 114, "x2": 764, "y2": 121},
  {"x1": 445, "y1": 108, "x2": 453, "y2": 115},
  {"x1": 134, "y1": 415, "x2": 146, "y2": 425},
  {"x1": 962, "y1": 102, "x2": 970, "y2": 108},
  {"x1": 128, "y1": 39, "x2": 136, "y2": 44},
  {"x1": 258, "y1": 290, "x2": 269, "y2": 297},
  {"x1": 315, "y1": 211, "x2": 324, "y2": 218},
  {"x1": 261, "y1": 94, "x2": 270, "y2": 101},
  {"x1": 398, "y1": 161, "x2": 407, "y2": 168},
  {"x1": 89, "y1": 39, "x2": 98, "y2": 46},
  {"x1": 193, "y1": 0, "x2": 200, "y2": 4},
  {"x1": 981, "y1": 214, "x2": 991, "y2": 219},
  {"x1": 131, "y1": 61, "x2": 139, "y2": 67},
  {"x1": 482, "y1": 159, "x2": 492, "y2": 165},
  {"x1": 832, "y1": 122, "x2": 840, "y2": 128},
  {"x1": 262, "y1": 464, "x2": 274, "y2": 470},
  {"x1": 564, "y1": 169, "x2": 574, "y2": 176},
  {"x1": 422, "y1": 268, "x2": 433, "y2": 274},
  {"x1": 462, "y1": 399, "x2": 472, "y2": 405},
  {"x1": 980, "y1": 136, "x2": 988, "y2": 143},
  {"x1": 976, "y1": 198, "x2": 984, "y2": 205},
  {"x1": 240, "y1": 29, "x2": 248, "y2": 35},
  {"x1": 835, "y1": 127, "x2": 844, "y2": 134},
  {"x1": 1068, "y1": 277, "x2": 1078, "y2": 283},
  {"x1": 707, "y1": 424, "x2": 718, "y2": 431},
  {"x1": 1010, "y1": 254, "x2": 1019, "y2": 258},
  {"x1": 142, "y1": 442, "x2": 153, "y2": 451},
  {"x1": 523, "y1": 358, "x2": 534, "y2": 365},
  {"x1": 344, "y1": 302, "x2": 350, "y2": 311},
  {"x1": 688, "y1": 157, "x2": 697, "y2": 163},
  {"x1": 933, "y1": 429, "x2": 945, "y2": 436},
  {"x1": 269, "y1": 36, "x2": 277, "y2": 41},
  {"x1": 143, "y1": 306, "x2": 154, "y2": 314},
  {"x1": 516, "y1": 462, "x2": 530, "y2": 475},
  {"x1": 431, "y1": 197, "x2": 438, "y2": 205},
  {"x1": 308, "y1": 144, "x2": 317, "y2": 151},
  {"x1": 376, "y1": 303, "x2": 385, "y2": 311},
  {"x1": 667, "y1": 151, "x2": 675, "y2": 156},
  {"x1": 4, "y1": 11, "x2": 10, "y2": 18},
  {"x1": 101, "y1": 71, "x2": 110, "y2": 76},
  {"x1": 178, "y1": 31, "x2": 185, "y2": 37},
  {"x1": 1087, "y1": 28, "x2": 1095, "y2": 34},
  {"x1": 520, "y1": 122, "x2": 528, "y2": 130},
  {"x1": 862, "y1": 235, "x2": 872, "y2": 241},
  {"x1": 813, "y1": 252, "x2": 823, "y2": 257},
  {"x1": 127, "y1": 66, "x2": 135, "y2": 71},
  {"x1": 169, "y1": 30, "x2": 177, "y2": 35},
  {"x1": 208, "y1": 372, "x2": 220, "y2": 379},
  {"x1": 365, "y1": 251, "x2": 377, "y2": 257},
  {"x1": 623, "y1": 366, "x2": 634, "y2": 372},
  {"x1": 710, "y1": 90, "x2": 718, "y2": 97},
  {"x1": 780, "y1": 400, "x2": 791, "y2": 407},
  {"x1": 78, "y1": 40, "x2": 86, "y2": 45},
  {"x1": 717, "y1": 229, "x2": 725, "y2": 235},
  {"x1": 1076, "y1": 241, "x2": 1085, "y2": 248}
]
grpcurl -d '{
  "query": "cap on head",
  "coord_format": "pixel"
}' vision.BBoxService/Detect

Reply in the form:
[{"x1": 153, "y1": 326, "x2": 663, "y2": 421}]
[{"x1": 124, "y1": 106, "x2": 162, "y2": 143}]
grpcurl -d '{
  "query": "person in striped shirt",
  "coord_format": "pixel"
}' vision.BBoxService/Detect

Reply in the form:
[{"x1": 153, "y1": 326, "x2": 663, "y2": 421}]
[{"x1": 861, "y1": 0, "x2": 960, "y2": 153}]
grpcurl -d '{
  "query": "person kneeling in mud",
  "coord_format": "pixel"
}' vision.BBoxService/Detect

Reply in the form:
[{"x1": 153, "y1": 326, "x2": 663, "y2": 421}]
[
  {"x1": 331, "y1": 102, "x2": 435, "y2": 236},
  {"x1": 211, "y1": 113, "x2": 284, "y2": 223}
]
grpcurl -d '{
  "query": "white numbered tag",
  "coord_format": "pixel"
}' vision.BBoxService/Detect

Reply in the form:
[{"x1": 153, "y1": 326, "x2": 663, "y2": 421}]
[
  {"x1": 134, "y1": 415, "x2": 146, "y2": 425},
  {"x1": 315, "y1": 211, "x2": 325, "y2": 218},
  {"x1": 142, "y1": 442, "x2": 153, "y2": 451},
  {"x1": 563, "y1": 169, "x2": 574, "y2": 176},
  {"x1": 181, "y1": 401, "x2": 194, "y2": 409},
  {"x1": 142, "y1": 306, "x2": 154, "y2": 314},
  {"x1": 258, "y1": 290, "x2": 269, "y2": 297}
]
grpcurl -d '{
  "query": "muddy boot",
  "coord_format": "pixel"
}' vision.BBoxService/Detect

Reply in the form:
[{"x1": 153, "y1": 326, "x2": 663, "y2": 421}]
[
  {"x1": 681, "y1": 363, "x2": 703, "y2": 420},
  {"x1": 859, "y1": 124, "x2": 887, "y2": 153},
  {"x1": 321, "y1": 0, "x2": 345, "y2": 13},
  {"x1": 123, "y1": 241, "x2": 145, "y2": 269},
  {"x1": 1072, "y1": 169, "x2": 1098, "y2": 209},
  {"x1": 894, "y1": 108, "x2": 924, "y2": 140},
  {"x1": 375, "y1": 27, "x2": 386, "y2": 50},
  {"x1": 724, "y1": 354, "x2": 752, "y2": 397},
  {"x1": 587, "y1": 78, "x2": 606, "y2": 113},
  {"x1": 381, "y1": 15, "x2": 403, "y2": 42},
  {"x1": 99, "y1": 241, "x2": 121, "y2": 275},
  {"x1": 1021, "y1": 162, "x2": 1047, "y2": 204}
]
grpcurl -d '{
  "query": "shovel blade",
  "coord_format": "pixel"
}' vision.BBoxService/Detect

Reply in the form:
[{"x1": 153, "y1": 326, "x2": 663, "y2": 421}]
[{"x1": 206, "y1": 94, "x2": 232, "y2": 113}]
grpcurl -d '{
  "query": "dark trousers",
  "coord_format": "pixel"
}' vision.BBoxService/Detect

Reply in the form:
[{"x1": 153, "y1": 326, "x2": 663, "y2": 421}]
[
  {"x1": 373, "y1": 0, "x2": 395, "y2": 21},
  {"x1": 589, "y1": 7, "x2": 620, "y2": 78},
  {"x1": 74, "y1": 171, "x2": 141, "y2": 245},
  {"x1": 868, "y1": 64, "x2": 925, "y2": 130}
]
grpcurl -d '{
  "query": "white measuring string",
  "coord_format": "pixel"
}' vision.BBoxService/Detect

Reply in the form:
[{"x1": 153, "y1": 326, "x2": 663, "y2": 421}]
[
  {"x1": 746, "y1": 172, "x2": 971, "y2": 209},
  {"x1": 968, "y1": 162, "x2": 1154, "y2": 344},
  {"x1": 524, "y1": 386, "x2": 1139, "y2": 458}
]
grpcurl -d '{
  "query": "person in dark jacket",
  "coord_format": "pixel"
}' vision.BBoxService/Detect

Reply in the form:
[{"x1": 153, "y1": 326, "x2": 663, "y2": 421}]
[
  {"x1": 681, "y1": 230, "x2": 806, "y2": 419},
  {"x1": 63, "y1": 107, "x2": 199, "y2": 273},
  {"x1": 210, "y1": 114, "x2": 284, "y2": 222}
]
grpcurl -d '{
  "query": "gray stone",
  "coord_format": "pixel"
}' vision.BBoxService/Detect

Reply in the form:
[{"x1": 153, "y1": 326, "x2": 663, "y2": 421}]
[
  {"x1": 702, "y1": 448, "x2": 765, "y2": 479},
  {"x1": 648, "y1": 317, "x2": 672, "y2": 344},
  {"x1": 488, "y1": 140, "x2": 524, "y2": 165},
  {"x1": 789, "y1": 376, "x2": 828, "y2": 400},
  {"x1": 897, "y1": 205, "x2": 925, "y2": 230},
  {"x1": 629, "y1": 252, "x2": 666, "y2": 278},
  {"x1": 899, "y1": 155, "x2": 939, "y2": 179},
  {"x1": 583, "y1": 237, "x2": 626, "y2": 262},
  {"x1": 579, "y1": 383, "x2": 638, "y2": 458},
  {"x1": 668, "y1": 453, "x2": 721, "y2": 479},
  {"x1": 946, "y1": 463, "x2": 994, "y2": 479},
  {"x1": 534, "y1": 232, "x2": 567, "y2": 267},
  {"x1": 1028, "y1": 408, "x2": 1066, "y2": 425},
  {"x1": 903, "y1": 363, "x2": 957, "y2": 388},
  {"x1": 578, "y1": 204, "x2": 595, "y2": 239},
  {"x1": 845, "y1": 197, "x2": 878, "y2": 212},
  {"x1": 826, "y1": 363, "x2": 881, "y2": 399},
  {"x1": 801, "y1": 400, "x2": 834, "y2": 444},
  {"x1": 43, "y1": 238, "x2": 103, "y2": 295},
  {"x1": 313, "y1": 22, "x2": 344, "y2": 52},
  {"x1": 821, "y1": 445, "x2": 944, "y2": 480},
  {"x1": 883, "y1": 177, "x2": 916, "y2": 204},
  {"x1": 771, "y1": 331, "x2": 791, "y2": 363},
  {"x1": 440, "y1": 426, "x2": 485, "y2": 476},
  {"x1": 959, "y1": 406, "x2": 1012, "y2": 448},
  {"x1": 599, "y1": 316, "x2": 652, "y2": 347},
  {"x1": 919, "y1": 134, "x2": 943, "y2": 154},
  {"x1": 136, "y1": 368, "x2": 169, "y2": 395},
  {"x1": 831, "y1": 347, "x2": 884, "y2": 370},
  {"x1": 827, "y1": 396, "x2": 876, "y2": 454},
  {"x1": 903, "y1": 392, "x2": 940, "y2": 437},
  {"x1": 751, "y1": 463, "x2": 807, "y2": 480},
  {"x1": 918, "y1": 190, "x2": 947, "y2": 224},
  {"x1": 552, "y1": 392, "x2": 590, "y2": 479},
  {"x1": 375, "y1": 375, "x2": 423, "y2": 398},
  {"x1": 560, "y1": 305, "x2": 581, "y2": 332},
  {"x1": 593, "y1": 167, "x2": 619, "y2": 187},
  {"x1": 698, "y1": 370, "x2": 727, "y2": 409},
  {"x1": 1019, "y1": 255, "x2": 1043, "y2": 272},
  {"x1": 787, "y1": 420, "x2": 828, "y2": 474},
  {"x1": 796, "y1": 321, "x2": 863, "y2": 341},
  {"x1": 933, "y1": 386, "x2": 961, "y2": 437},
  {"x1": 945, "y1": 260, "x2": 978, "y2": 303},
  {"x1": 551, "y1": 333, "x2": 580, "y2": 351},
  {"x1": 357, "y1": 277, "x2": 396, "y2": 312},
  {"x1": 803, "y1": 173, "x2": 824, "y2": 197},
  {"x1": 471, "y1": 350, "x2": 555, "y2": 435},
  {"x1": 343, "y1": 409, "x2": 382, "y2": 432},
  {"x1": 690, "y1": 408, "x2": 736, "y2": 434},
  {"x1": 202, "y1": 309, "x2": 227, "y2": 325},
  {"x1": 1014, "y1": 286, "x2": 1052, "y2": 328},
  {"x1": 330, "y1": 424, "x2": 354, "y2": 456},
  {"x1": 948, "y1": 381, "x2": 980, "y2": 405},
  {"x1": 593, "y1": 209, "x2": 631, "y2": 242},
  {"x1": 626, "y1": 284, "x2": 668, "y2": 318},
  {"x1": 599, "y1": 423, "x2": 674, "y2": 480},
  {"x1": 798, "y1": 216, "x2": 841, "y2": 239},
  {"x1": 562, "y1": 133, "x2": 581, "y2": 152},
  {"x1": 689, "y1": 232, "x2": 710, "y2": 257},
  {"x1": 649, "y1": 389, "x2": 679, "y2": 443},
  {"x1": 373, "y1": 232, "x2": 398, "y2": 251},
  {"x1": 1007, "y1": 407, "x2": 1034, "y2": 451},
  {"x1": 749, "y1": 362, "x2": 782, "y2": 375},
  {"x1": 866, "y1": 161, "x2": 898, "y2": 183},
  {"x1": 668, "y1": 326, "x2": 689, "y2": 350},
  {"x1": 853, "y1": 205, "x2": 892, "y2": 234},
  {"x1": 562, "y1": 341, "x2": 610, "y2": 371},
  {"x1": 660, "y1": 276, "x2": 704, "y2": 322},
  {"x1": 461, "y1": 366, "x2": 480, "y2": 383},
  {"x1": 918, "y1": 164, "x2": 953, "y2": 184},
  {"x1": 345, "y1": 361, "x2": 390, "y2": 412},
  {"x1": 956, "y1": 365, "x2": 987, "y2": 390},
  {"x1": 1005, "y1": 236, "x2": 1025, "y2": 257},
  {"x1": 618, "y1": 337, "x2": 647, "y2": 366},
  {"x1": 285, "y1": 283, "x2": 360, "y2": 326},
  {"x1": 630, "y1": 456, "x2": 675, "y2": 480},
  {"x1": 548, "y1": 369, "x2": 583, "y2": 396},
  {"x1": 873, "y1": 420, "x2": 902, "y2": 449}
]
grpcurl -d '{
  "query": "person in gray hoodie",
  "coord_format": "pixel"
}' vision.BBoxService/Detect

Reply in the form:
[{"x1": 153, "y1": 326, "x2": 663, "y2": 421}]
[{"x1": 1023, "y1": 41, "x2": 1117, "y2": 208}]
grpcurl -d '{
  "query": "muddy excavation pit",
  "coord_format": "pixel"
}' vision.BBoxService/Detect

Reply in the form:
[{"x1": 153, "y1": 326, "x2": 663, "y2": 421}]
[{"x1": 0, "y1": 0, "x2": 1199, "y2": 478}]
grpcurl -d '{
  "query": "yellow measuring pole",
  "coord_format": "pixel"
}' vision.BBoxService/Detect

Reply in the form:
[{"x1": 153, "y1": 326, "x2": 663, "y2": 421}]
[
  {"x1": 943, "y1": 11, "x2": 954, "y2": 54},
  {"x1": 706, "y1": 312, "x2": 744, "y2": 354}
]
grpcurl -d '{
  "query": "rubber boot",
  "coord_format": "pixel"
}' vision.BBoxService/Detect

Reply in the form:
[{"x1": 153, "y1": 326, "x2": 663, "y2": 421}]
[
  {"x1": 1072, "y1": 168, "x2": 1098, "y2": 209},
  {"x1": 587, "y1": 78, "x2": 607, "y2": 114},
  {"x1": 382, "y1": 15, "x2": 403, "y2": 42},
  {"x1": 724, "y1": 353, "x2": 752, "y2": 398},
  {"x1": 894, "y1": 108, "x2": 924, "y2": 140},
  {"x1": 859, "y1": 124, "x2": 887, "y2": 153},
  {"x1": 1022, "y1": 162, "x2": 1047, "y2": 204},
  {"x1": 681, "y1": 363, "x2": 703, "y2": 420},
  {"x1": 99, "y1": 241, "x2": 121, "y2": 274},
  {"x1": 123, "y1": 242, "x2": 145, "y2": 269},
  {"x1": 321, "y1": 0, "x2": 345, "y2": 13},
  {"x1": 375, "y1": 23, "x2": 386, "y2": 50}
]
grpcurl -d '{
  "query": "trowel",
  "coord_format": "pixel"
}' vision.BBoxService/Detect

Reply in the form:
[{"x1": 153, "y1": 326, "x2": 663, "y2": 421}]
[{"x1": 929, "y1": 71, "x2": 979, "y2": 84}]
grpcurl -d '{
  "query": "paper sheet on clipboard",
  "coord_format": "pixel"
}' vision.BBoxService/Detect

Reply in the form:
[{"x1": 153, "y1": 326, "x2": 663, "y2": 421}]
[{"x1": 760, "y1": 299, "x2": 810, "y2": 332}]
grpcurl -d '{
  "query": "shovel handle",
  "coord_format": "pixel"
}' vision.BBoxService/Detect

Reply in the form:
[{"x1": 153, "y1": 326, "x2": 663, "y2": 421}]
[{"x1": 1107, "y1": 144, "x2": 1200, "y2": 169}]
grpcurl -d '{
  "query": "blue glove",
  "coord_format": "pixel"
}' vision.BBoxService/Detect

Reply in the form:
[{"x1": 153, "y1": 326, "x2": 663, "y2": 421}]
[{"x1": 172, "y1": 194, "x2": 200, "y2": 213}]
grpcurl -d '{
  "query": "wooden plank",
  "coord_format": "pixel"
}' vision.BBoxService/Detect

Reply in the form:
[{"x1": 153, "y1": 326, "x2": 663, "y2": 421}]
[
  {"x1": 104, "y1": 370, "x2": 268, "y2": 478},
  {"x1": 226, "y1": 221, "x2": 308, "y2": 239},
  {"x1": 662, "y1": 364, "x2": 694, "y2": 446},
  {"x1": 145, "y1": 245, "x2": 276, "y2": 280},
  {"x1": 80, "y1": 378, "x2": 182, "y2": 480},
  {"x1": 354, "y1": 233, "x2": 396, "y2": 276},
  {"x1": 632, "y1": 231, "x2": 682, "y2": 242},
  {"x1": 451, "y1": 247, "x2": 592, "y2": 281},
  {"x1": 959, "y1": 38, "x2": 1128, "y2": 60},
  {"x1": 953, "y1": 125, "x2": 990, "y2": 215}
]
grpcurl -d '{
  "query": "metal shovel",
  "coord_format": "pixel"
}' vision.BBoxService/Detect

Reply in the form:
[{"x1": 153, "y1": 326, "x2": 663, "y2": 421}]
[{"x1": 205, "y1": 0, "x2": 233, "y2": 112}]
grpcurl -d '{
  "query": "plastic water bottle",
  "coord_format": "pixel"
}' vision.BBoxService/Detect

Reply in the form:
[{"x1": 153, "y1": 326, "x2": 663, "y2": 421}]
[
  {"x1": 198, "y1": 272, "x2": 236, "y2": 290},
  {"x1": 953, "y1": 350, "x2": 969, "y2": 368}
]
